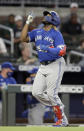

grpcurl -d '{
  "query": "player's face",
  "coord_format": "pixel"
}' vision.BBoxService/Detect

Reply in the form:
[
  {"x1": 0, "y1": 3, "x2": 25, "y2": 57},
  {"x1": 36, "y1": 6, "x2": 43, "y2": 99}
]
[
  {"x1": 2, "y1": 68, "x2": 13, "y2": 77},
  {"x1": 43, "y1": 14, "x2": 51, "y2": 21},
  {"x1": 43, "y1": 14, "x2": 52, "y2": 27},
  {"x1": 7, "y1": 68, "x2": 13, "y2": 73},
  {"x1": 6, "y1": 68, "x2": 14, "y2": 77},
  {"x1": 47, "y1": 14, "x2": 51, "y2": 17}
]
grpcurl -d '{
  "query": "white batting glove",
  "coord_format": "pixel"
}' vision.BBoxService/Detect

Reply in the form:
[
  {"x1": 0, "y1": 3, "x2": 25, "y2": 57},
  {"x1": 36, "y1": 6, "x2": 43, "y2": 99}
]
[{"x1": 26, "y1": 14, "x2": 33, "y2": 24}]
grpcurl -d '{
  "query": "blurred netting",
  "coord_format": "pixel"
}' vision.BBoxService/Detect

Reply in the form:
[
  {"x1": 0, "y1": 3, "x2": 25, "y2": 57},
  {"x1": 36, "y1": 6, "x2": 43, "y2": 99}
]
[
  {"x1": 0, "y1": 0, "x2": 56, "y2": 7},
  {"x1": 0, "y1": 0, "x2": 84, "y2": 7}
]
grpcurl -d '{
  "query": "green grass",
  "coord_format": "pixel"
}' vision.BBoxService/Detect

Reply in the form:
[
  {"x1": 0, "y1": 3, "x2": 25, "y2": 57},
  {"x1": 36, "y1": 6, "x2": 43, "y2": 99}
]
[{"x1": 0, "y1": 126, "x2": 84, "y2": 131}]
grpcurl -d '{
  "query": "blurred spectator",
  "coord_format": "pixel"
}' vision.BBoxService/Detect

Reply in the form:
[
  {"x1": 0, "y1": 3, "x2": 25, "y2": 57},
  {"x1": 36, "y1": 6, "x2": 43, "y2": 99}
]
[
  {"x1": 0, "y1": 38, "x2": 7, "y2": 55},
  {"x1": 14, "y1": 15, "x2": 23, "y2": 58},
  {"x1": 0, "y1": 62, "x2": 16, "y2": 86},
  {"x1": 61, "y1": 13, "x2": 82, "y2": 36},
  {"x1": 62, "y1": 2, "x2": 80, "y2": 24},
  {"x1": 3, "y1": 14, "x2": 15, "y2": 40},
  {"x1": 77, "y1": 39, "x2": 84, "y2": 52},
  {"x1": 7, "y1": 14, "x2": 15, "y2": 30},
  {"x1": 70, "y1": 2, "x2": 78, "y2": 14},
  {"x1": 70, "y1": 2, "x2": 81, "y2": 24},
  {"x1": 17, "y1": 42, "x2": 38, "y2": 65},
  {"x1": 0, "y1": 62, "x2": 16, "y2": 125}
]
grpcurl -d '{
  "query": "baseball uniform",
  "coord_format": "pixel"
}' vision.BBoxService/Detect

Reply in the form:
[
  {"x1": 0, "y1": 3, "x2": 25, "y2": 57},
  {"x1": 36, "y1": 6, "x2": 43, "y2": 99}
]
[{"x1": 27, "y1": 27, "x2": 68, "y2": 126}]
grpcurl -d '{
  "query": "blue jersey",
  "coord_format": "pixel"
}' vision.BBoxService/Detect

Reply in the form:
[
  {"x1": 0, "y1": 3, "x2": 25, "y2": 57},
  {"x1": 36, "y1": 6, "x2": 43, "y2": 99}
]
[
  {"x1": 28, "y1": 28, "x2": 65, "y2": 62},
  {"x1": 0, "y1": 74, "x2": 17, "y2": 86},
  {"x1": 0, "y1": 74, "x2": 17, "y2": 100}
]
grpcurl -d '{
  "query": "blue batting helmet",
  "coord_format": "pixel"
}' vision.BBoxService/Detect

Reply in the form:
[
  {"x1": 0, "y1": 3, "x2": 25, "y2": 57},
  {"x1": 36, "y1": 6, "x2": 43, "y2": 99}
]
[
  {"x1": 1, "y1": 62, "x2": 15, "y2": 71},
  {"x1": 43, "y1": 11, "x2": 60, "y2": 27}
]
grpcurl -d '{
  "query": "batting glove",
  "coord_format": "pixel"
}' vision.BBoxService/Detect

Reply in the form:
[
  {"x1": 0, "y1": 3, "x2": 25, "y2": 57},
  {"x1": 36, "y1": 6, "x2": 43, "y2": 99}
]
[
  {"x1": 26, "y1": 14, "x2": 33, "y2": 24},
  {"x1": 40, "y1": 44, "x2": 49, "y2": 52}
]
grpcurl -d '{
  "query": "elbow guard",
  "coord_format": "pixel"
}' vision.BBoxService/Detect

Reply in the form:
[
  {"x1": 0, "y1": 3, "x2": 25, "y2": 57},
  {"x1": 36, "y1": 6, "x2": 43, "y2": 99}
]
[
  {"x1": 48, "y1": 44, "x2": 66, "y2": 56},
  {"x1": 58, "y1": 45, "x2": 66, "y2": 56}
]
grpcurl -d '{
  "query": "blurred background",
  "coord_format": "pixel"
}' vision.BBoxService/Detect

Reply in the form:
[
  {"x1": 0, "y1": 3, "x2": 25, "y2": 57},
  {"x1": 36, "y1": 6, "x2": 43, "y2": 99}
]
[{"x1": 0, "y1": 0, "x2": 84, "y2": 126}]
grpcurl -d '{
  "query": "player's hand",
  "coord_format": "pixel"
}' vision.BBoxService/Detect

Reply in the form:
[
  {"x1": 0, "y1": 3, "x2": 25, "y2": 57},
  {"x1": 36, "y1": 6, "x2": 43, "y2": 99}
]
[
  {"x1": 40, "y1": 44, "x2": 49, "y2": 52},
  {"x1": 26, "y1": 14, "x2": 33, "y2": 24}
]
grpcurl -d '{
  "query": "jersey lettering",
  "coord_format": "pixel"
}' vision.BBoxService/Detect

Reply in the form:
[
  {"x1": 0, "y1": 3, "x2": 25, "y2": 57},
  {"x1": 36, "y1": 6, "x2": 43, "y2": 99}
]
[
  {"x1": 44, "y1": 37, "x2": 54, "y2": 44},
  {"x1": 35, "y1": 35, "x2": 42, "y2": 41}
]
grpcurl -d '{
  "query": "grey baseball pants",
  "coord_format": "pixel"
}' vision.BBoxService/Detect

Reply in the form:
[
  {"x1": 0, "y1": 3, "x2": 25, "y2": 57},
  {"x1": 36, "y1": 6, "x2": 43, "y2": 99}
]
[{"x1": 32, "y1": 57, "x2": 65, "y2": 108}]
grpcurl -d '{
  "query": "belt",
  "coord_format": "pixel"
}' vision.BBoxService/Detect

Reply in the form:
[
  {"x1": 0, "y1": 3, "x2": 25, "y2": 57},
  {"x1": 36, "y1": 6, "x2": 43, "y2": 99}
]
[{"x1": 40, "y1": 60, "x2": 56, "y2": 65}]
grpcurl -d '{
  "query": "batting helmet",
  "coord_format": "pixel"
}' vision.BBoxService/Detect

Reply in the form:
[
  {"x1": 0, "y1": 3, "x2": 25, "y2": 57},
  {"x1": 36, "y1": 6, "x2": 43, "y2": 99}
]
[{"x1": 43, "y1": 11, "x2": 60, "y2": 27}]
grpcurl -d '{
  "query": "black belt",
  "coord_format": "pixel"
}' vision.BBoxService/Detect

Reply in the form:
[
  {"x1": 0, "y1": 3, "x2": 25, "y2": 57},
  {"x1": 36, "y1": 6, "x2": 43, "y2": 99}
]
[{"x1": 40, "y1": 60, "x2": 56, "y2": 65}]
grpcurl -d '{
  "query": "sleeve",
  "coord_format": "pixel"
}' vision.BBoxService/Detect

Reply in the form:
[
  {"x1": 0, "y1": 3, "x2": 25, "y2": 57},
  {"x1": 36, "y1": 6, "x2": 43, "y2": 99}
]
[
  {"x1": 48, "y1": 32, "x2": 66, "y2": 56},
  {"x1": 28, "y1": 29, "x2": 36, "y2": 42},
  {"x1": 11, "y1": 77, "x2": 17, "y2": 84},
  {"x1": 54, "y1": 31, "x2": 65, "y2": 47}
]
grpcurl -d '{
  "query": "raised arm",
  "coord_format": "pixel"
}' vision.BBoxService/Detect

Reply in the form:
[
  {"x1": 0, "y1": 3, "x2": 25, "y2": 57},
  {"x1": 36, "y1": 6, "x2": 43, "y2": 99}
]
[{"x1": 20, "y1": 15, "x2": 33, "y2": 42}]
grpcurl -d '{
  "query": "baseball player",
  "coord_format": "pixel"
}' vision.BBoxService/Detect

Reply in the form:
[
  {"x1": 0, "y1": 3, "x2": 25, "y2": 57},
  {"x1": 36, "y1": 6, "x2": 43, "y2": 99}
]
[{"x1": 21, "y1": 11, "x2": 68, "y2": 126}]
